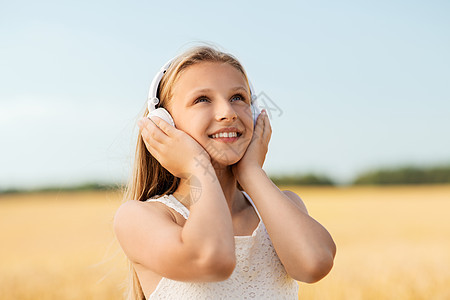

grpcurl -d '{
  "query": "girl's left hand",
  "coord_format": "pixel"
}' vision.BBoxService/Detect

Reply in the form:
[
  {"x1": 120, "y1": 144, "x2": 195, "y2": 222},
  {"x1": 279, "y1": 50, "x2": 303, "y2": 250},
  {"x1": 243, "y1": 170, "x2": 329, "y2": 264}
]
[{"x1": 232, "y1": 109, "x2": 271, "y2": 183}]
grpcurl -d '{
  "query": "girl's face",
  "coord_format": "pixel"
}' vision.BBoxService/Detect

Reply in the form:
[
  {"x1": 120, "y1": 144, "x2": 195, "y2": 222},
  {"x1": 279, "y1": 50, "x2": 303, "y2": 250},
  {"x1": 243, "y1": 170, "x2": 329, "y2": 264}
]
[{"x1": 168, "y1": 62, "x2": 254, "y2": 167}]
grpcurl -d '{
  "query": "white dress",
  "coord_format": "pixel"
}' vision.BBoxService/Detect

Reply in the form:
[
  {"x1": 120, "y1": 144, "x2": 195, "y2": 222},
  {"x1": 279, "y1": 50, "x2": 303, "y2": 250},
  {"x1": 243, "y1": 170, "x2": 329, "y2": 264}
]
[{"x1": 145, "y1": 192, "x2": 299, "y2": 299}]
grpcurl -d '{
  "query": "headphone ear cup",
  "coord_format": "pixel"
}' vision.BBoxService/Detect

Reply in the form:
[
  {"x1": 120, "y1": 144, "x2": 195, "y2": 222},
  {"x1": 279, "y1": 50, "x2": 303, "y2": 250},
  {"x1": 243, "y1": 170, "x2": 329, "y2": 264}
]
[{"x1": 147, "y1": 108, "x2": 175, "y2": 127}]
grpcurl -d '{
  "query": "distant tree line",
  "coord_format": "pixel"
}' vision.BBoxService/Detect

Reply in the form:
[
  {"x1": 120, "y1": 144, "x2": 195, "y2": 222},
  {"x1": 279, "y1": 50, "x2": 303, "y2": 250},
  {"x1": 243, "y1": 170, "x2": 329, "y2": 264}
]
[
  {"x1": 2, "y1": 165, "x2": 450, "y2": 194},
  {"x1": 270, "y1": 165, "x2": 450, "y2": 186},
  {"x1": 352, "y1": 165, "x2": 450, "y2": 185},
  {"x1": 269, "y1": 174, "x2": 334, "y2": 186},
  {"x1": 0, "y1": 182, "x2": 120, "y2": 195}
]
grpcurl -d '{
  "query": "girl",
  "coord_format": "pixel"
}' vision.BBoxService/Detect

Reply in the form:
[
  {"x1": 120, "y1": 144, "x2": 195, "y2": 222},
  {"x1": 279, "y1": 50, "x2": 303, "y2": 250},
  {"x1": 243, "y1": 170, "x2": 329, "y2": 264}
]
[{"x1": 114, "y1": 45, "x2": 336, "y2": 299}]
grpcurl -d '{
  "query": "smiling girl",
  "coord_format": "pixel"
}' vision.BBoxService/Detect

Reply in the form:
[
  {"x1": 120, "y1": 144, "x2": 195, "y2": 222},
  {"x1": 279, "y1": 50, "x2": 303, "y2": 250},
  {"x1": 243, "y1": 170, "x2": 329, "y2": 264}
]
[{"x1": 114, "y1": 45, "x2": 336, "y2": 299}]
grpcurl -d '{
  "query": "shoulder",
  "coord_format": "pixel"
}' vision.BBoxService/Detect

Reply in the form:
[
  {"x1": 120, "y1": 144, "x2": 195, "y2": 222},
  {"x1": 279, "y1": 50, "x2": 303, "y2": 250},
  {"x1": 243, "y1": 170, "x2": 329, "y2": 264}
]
[
  {"x1": 114, "y1": 199, "x2": 151, "y2": 221},
  {"x1": 113, "y1": 198, "x2": 181, "y2": 264},
  {"x1": 281, "y1": 190, "x2": 308, "y2": 214},
  {"x1": 114, "y1": 197, "x2": 175, "y2": 220},
  {"x1": 114, "y1": 199, "x2": 175, "y2": 235}
]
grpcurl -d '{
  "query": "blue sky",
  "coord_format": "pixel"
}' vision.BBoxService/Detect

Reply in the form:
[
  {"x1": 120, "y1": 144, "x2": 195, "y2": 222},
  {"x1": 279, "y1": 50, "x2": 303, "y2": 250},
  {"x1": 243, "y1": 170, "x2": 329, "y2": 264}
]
[{"x1": 1, "y1": 0, "x2": 449, "y2": 189}]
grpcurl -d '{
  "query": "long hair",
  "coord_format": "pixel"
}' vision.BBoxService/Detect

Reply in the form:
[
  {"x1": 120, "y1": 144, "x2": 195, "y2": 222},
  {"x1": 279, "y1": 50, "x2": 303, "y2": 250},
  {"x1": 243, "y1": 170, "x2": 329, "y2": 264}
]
[{"x1": 123, "y1": 45, "x2": 251, "y2": 300}]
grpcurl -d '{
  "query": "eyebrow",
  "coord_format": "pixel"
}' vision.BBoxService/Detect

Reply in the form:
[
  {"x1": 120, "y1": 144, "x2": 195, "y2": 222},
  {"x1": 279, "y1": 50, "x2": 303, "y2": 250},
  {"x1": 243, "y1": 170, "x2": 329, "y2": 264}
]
[{"x1": 187, "y1": 86, "x2": 249, "y2": 98}]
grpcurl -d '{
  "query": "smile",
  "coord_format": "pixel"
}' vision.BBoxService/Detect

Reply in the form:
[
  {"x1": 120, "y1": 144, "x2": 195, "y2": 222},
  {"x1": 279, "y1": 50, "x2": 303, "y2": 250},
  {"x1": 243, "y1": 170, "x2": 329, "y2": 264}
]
[
  {"x1": 209, "y1": 132, "x2": 241, "y2": 139},
  {"x1": 208, "y1": 132, "x2": 242, "y2": 143}
]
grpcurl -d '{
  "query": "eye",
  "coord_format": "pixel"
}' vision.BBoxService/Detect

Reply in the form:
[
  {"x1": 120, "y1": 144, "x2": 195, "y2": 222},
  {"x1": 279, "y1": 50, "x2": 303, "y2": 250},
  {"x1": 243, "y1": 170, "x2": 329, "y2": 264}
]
[
  {"x1": 231, "y1": 93, "x2": 247, "y2": 102},
  {"x1": 194, "y1": 96, "x2": 210, "y2": 104}
]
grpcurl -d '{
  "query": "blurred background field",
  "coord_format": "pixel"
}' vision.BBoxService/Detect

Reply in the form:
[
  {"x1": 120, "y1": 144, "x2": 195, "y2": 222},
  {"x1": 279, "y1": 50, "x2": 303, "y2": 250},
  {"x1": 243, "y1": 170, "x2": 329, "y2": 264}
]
[{"x1": 1, "y1": 185, "x2": 449, "y2": 300}]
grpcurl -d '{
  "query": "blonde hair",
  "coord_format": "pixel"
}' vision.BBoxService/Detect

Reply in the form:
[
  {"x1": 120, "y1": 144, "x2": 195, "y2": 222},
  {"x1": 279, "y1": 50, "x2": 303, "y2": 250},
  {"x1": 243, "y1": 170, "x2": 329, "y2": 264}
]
[{"x1": 123, "y1": 45, "x2": 251, "y2": 300}]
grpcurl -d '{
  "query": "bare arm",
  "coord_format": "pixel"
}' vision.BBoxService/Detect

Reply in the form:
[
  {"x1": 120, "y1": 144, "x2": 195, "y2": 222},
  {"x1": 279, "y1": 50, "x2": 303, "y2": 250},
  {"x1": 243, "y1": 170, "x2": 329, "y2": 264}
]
[
  {"x1": 238, "y1": 167, "x2": 336, "y2": 283},
  {"x1": 114, "y1": 117, "x2": 236, "y2": 282},
  {"x1": 232, "y1": 110, "x2": 336, "y2": 283}
]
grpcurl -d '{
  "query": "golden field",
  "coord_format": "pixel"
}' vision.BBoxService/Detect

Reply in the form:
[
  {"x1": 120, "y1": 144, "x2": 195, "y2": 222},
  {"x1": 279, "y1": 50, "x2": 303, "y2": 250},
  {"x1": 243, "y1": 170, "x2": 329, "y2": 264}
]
[{"x1": 0, "y1": 185, "x2": 449, "y2": 300}]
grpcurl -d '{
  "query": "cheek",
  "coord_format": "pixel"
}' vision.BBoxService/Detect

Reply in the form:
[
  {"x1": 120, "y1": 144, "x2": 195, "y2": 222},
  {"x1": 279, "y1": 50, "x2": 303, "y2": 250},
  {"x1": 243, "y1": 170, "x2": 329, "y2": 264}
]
[
  {"x1": 171, "y1": 109, "x2": 195, "y2": 132},
  {"x1": 174, "y1": 115, "x2": 209, "y2": 146},
  {"x1": 240, "y1": 105, "x2": 254, "y2": 134},
  {"x1": 177, "y1": 122, "x2": 205, "y2": 142}
]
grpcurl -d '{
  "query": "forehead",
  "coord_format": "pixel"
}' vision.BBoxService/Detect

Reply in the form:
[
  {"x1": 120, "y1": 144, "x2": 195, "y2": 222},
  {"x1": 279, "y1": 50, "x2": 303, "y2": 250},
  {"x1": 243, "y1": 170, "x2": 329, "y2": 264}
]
[{"x1": 172, "y1": 62, "x2": 248, "y2": 97}]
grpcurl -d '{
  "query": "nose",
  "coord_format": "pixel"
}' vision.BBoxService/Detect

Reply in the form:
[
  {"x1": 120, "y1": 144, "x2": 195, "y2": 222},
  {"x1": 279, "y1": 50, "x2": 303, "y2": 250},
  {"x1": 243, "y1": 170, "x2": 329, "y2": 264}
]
[{"x1": 215, "y1": 100, "x2": 237, "y2": 122}]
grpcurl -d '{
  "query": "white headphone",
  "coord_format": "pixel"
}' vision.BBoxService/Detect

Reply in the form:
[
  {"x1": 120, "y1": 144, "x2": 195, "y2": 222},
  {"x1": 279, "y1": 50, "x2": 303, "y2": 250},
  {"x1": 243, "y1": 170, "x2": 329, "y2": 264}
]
[{"x1": 147, "y1": 58, "x2": 261, "y2": 127}]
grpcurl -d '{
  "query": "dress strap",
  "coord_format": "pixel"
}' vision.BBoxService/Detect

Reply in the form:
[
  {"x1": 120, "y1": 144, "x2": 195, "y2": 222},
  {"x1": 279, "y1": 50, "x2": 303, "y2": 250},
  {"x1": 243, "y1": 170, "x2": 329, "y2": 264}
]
[
  {"x1": 242, "y1": 191, "x2": 262, "y2": 222},
  {"x1": 146, "y1": 194, "x2": 190, "y2": 220}
]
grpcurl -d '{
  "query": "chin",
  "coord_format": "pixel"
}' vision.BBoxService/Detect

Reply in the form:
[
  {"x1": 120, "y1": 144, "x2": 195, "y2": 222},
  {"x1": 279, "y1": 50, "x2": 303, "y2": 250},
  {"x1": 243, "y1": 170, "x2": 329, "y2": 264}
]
[{"x1": 209, "y1": 151, "x2": 245, "y2": 168}]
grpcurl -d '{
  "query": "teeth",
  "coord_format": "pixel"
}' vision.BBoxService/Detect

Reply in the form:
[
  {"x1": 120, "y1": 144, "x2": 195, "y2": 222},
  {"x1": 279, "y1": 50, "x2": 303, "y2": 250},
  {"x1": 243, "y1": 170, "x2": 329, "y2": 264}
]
[{"x1": 210, "y1": 132, "x2": 239, "y2": 139}]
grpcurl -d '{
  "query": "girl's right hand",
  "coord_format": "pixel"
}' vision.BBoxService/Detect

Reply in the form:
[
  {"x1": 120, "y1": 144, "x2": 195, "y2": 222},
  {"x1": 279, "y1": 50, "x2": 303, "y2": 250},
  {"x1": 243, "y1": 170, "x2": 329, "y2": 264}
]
[{"x1": 138, "y1": 116, "x2": 211, "y2": 179}]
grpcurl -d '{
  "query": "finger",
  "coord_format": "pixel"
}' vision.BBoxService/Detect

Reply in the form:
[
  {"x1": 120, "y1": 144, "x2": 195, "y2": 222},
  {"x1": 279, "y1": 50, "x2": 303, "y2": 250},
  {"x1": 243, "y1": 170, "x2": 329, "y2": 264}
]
[
  {"x1": 149, "y1": 116, "x2": 177, "y2": 137},
  {"x1": 262, "y1": 110, "x2": 272, "y2": 141},
  {"x1": 253, "y1": 110, "x2": 266, "y2": 139},
  {"x1": 139, "y1": 117, "x2": 169, "y2": 144},
  {"x1": 253, "y1": 110, "x2": 265, "y2": 131},
  {"x1": 139, "y1": 128, "x2": 168, "y2": 166}
]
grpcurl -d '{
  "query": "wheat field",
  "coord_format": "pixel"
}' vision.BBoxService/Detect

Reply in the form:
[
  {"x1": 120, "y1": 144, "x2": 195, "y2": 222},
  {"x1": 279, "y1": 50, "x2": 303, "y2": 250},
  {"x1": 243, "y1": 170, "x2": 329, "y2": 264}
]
[{"x1": 0, "y1": 185, "x2": 449, "y2": 299}]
